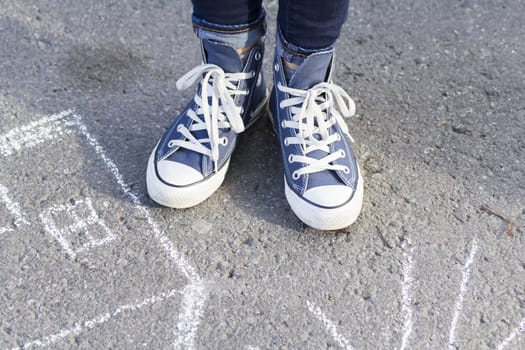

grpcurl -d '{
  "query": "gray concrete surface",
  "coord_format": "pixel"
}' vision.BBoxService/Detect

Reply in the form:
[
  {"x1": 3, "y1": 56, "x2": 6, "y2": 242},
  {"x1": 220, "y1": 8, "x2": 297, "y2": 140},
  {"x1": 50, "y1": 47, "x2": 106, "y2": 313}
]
[{"x1": 0, "y1": 1, "x2": 524, "y2": 349}]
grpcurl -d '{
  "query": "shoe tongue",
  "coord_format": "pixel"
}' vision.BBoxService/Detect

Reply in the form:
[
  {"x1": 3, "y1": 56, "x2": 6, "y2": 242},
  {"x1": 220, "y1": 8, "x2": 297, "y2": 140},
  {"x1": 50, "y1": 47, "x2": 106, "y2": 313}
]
[
  {"x1": 289, "y1": 51, "x2": 333, "y2": 90},
  {"x1": 202, "y1": 39, "x2": 243, "y2": 73}
]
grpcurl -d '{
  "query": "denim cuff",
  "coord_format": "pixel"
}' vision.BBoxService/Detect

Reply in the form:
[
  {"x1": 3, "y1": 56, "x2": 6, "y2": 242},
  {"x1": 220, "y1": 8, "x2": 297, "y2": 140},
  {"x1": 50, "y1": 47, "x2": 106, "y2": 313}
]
[
  {"x1": 192, "y1": 10, "x2": 266, "y2": 49},
  {"x1": 276, "y1": 26, "x2": 335, "y2": 66}
]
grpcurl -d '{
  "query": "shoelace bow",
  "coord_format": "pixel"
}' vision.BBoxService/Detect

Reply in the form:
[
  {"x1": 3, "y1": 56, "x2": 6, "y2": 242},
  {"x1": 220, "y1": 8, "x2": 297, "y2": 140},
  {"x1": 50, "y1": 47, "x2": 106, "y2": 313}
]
[
  {"x1": 278, "y1": 82, "x2": 356, "y2": 178},
  {"x1": 169, "y1": 64, "x2": 254, "y2": 172}
]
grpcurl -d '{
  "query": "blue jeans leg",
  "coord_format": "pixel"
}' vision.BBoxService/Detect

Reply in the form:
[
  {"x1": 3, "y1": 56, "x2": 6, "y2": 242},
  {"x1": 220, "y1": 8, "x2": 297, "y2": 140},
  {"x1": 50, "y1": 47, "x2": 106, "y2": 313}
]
[
  {"x1": 191, "y1": 0, "x2": 349, "y2": 57},
  {"x1": 191, "y1": 0, "x2": 265, "y2": 49},
  {"x1": 192, "y1": 0, "x2": 262, "y2": 26},
  {"x1": 278, "y1": 0, "x2": 350, "y2": 51}
]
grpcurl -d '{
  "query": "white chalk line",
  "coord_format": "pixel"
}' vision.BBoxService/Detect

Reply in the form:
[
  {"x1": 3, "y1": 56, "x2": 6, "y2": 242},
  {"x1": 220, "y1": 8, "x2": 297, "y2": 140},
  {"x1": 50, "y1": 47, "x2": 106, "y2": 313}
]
[
  {"x1": 60, "y1": 113, "x2": 206, "y2": 349},
  {"x1": 496, "y1": 317, "x2": 525, "y2": 350},
  {"x1": 0, "y1": 227, "x2": 14, "y2": 235},
  {"x1": 447, "y1": 239, "x2": 478, "y2": 349},
  {"x1": 0, "y1": 110, "x2": 72, "y2": 157},
  {"x1": 306, "y1": 300, "x2": 354, "y2": 350},
  {"x1": 39, "y1": 197, "x2": 117, "y2": 258},
  {"x1": 173, "y1": 282, "x2": 207, "y2": 350},
  {"x1": 1, "y1": 111, "x2": 206, "y2": 349},
  {"x1": 61, "y1": 114, "x2": 200, "y2": 282},
  {"x1": 0, "y1": 183, "x2": 30, "y2": 228},
  {"x1": 400, "y1": 236, "x2": 415, "y2": 350},
  {"x1": 12, "y1": 288, "x2": 182, "y2": 350},
  {"x1": 0, "y1": 184, "x2": 30, "y2": 225}
]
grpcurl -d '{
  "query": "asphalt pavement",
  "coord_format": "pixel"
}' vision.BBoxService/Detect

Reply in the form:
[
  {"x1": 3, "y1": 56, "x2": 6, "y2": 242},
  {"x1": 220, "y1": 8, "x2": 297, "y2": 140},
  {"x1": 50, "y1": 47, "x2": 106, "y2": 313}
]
[{"x1": 0, "y1": 1, "x2": 524, "y2": 349}]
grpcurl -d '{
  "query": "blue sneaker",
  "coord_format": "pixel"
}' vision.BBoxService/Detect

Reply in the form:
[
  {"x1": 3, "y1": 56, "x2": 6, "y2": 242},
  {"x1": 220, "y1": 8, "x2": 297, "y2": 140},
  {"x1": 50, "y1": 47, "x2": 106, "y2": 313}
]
[
  {"x1": 147, "y1": 38, "x2": 267, "y2": 208},
  {"x1": 269, "y1": 47, "x2": 363, "y2": 230}
]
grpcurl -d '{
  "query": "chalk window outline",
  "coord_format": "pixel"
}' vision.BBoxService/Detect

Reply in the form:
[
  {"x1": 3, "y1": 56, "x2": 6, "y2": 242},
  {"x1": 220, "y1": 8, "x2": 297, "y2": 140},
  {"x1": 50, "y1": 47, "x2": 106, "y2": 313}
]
[{"x1": 40, "y1": 197, "x2": 117, "y2": 257}]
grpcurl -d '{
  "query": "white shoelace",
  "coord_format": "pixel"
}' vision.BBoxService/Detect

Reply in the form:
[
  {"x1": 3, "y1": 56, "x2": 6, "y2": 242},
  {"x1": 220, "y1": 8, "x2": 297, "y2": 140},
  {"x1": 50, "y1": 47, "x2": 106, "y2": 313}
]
[
  {"x1": 169, "y1": 64, "x2": 254, "y2": 172},
  {"x1": 277, "y1": 81, "x2": 356, "y2": 179}
]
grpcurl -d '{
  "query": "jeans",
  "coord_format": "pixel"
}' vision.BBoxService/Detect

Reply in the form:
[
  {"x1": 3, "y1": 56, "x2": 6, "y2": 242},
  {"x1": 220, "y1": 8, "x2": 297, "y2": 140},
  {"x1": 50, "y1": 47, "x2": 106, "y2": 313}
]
[{"x1": 191, "y1": 0, "x2": 349, "y2": 55}]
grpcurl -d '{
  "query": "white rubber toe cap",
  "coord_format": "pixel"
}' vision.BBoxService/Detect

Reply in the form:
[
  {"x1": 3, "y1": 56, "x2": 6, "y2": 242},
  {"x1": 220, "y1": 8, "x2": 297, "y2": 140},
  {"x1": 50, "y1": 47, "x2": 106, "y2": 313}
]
[
  {"x1": 156, "y1": 160, "x2": 204, "y2": 186},
  {"x1": 303, "y1": 185, "x2": 354, "y2": 207}
]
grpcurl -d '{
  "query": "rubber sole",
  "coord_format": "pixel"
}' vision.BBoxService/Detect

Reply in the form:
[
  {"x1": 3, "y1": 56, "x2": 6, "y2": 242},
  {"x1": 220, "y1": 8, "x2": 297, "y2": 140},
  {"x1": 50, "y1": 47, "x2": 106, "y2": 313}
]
[
  {"x1": 146, "y1": 93, "x2": 268, "y2": 209},
  {"x1": 285, "y1": 170, "x2": 364, "y2": 230},
  {"x1": 147, "y1": 151, "x2": 230, "y2": 208}
]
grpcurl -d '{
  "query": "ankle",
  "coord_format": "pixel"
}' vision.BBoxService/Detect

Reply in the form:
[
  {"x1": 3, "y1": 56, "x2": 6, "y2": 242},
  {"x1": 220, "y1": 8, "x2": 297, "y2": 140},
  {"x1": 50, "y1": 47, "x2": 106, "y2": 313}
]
[
  {"x1": 236, "y1": 43, "x2": 256, "y2": 55},
  {"x1": 283, "y1": 59, "x2": 299, "y2": 82},
  {"x1": 283, "y1": 59, "x2": 299, "y2": 71},
  {"x1": 236, "y1": 43, "x2": 257, "y2": 64}
]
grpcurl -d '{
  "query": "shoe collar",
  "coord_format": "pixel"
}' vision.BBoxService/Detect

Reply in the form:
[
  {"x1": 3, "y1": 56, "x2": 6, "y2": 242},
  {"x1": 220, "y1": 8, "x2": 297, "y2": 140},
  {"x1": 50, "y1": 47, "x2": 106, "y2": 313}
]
[
  {"x1": 288, "y1": 49, "x2": 335, "y2": 90},
  {"x1": 201, "y1": 39, "x2": 243, "y2": 73}
]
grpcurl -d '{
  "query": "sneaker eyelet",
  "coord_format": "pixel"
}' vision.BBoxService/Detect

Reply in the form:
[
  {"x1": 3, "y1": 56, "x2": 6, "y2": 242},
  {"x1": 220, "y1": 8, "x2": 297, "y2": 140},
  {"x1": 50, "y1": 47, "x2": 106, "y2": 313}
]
[
  {"x1": 339, "y1": 150, "x2": 346, "y2": 158},
  {"x1": 288, "y1": 155, "x2": 294, "y2": 163},
  {"x1": 284, "y1": 138, "x2": 289, "y2": 146},
  {"x1": 343, "y1": 167, "x2": 350, "y2": 174},
  {"x1": 281, "y1": 120, "x2": 286, "y2": 128},
  {"x1": 176, "y1": 124, "x2": 184, "y2": 132},
  {"x1": 274, "y1": 63, "x2": 280, "y2": 72},
  {"x1": 254, "y1": 52, "x2": 261, "y2": 61},
  {"x1": 168, "y1": 140, "x2": 176, "y2": 148},
  {"x1": 292, "y1": 172, "x2": 300, "y2": 180},
  {"x1": 220, "y1": 137, "x2": 229, "y2": 146},
  {"x1": 336, "y1": 134, "x2": 342, "y2": 141}
]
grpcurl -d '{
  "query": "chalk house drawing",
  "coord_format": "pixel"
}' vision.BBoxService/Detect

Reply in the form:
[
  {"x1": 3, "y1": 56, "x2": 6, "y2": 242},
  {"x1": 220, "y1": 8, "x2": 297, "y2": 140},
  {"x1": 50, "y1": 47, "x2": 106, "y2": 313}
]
[{"x1": 0, "y1": 111, "x2": 206, "y2": 349}]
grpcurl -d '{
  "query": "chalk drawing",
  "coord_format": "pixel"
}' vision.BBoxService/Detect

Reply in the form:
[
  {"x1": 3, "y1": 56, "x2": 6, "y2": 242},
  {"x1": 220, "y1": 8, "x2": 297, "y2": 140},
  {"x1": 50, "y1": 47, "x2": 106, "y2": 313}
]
[
  {"x1": 448, "y1": 239, "x2": 478, "y2": 349},
  {"x1": 306, "y1": 300, "x2": 354, "y2": 350},
  {"x1": 496, "y1": 317, "x2": 525, "y2": 350},
  {"x1": 61, "y1": 113, "x2": 201, "y2": 282},
  {"x1": 173, "y1": 282, "x2": 207, "y2": 350},
  {"x1": 2, "y1": 109, "x2": 524, "y2": 349},
  {"x1": 39, "y1": 197, "x2": 116, "y2": 258},
  {"x1": 0, "y1": 183, "x2": 29, "y2": 233},
  {"x1": 12, "y1": 288, "x2": 182, "y2": 350},
  {"x1": 62, "y1": 112, "x2": 207, "y2": 349},
  {"x1": 0, "y1": 227, "x2": 13, "y2": 234},
  {"x1": 1, "y1": 111, "x2": 206, "y2": 349},
  {"x1": 0, "y1": 110, "x2": 71, "y2": 157},
  {"x1": 400, "y1": 236, "x2": 414, "y2": 350}
]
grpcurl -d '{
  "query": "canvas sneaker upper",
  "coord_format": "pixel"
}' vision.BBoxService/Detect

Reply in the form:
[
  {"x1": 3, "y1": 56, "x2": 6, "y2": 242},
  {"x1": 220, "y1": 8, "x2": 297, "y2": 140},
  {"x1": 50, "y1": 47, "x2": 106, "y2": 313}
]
[
  {"x1": 270, "y1": 47, "x2": 361, "y2": 210},
  {"x1": 153, "y1": 38, "x2": 266, "y2": 187}
]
